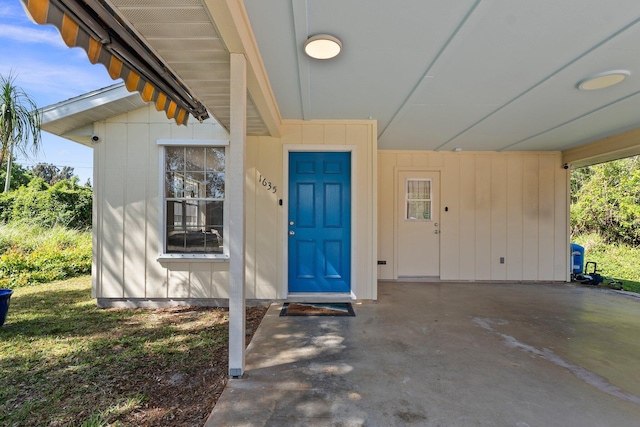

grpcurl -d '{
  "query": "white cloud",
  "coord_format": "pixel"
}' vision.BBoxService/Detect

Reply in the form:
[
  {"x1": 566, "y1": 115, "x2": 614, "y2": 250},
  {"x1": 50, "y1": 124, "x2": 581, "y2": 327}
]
[
  {"x1": 0, "y1": 56, "x2": 116, "y2": 104},
  {"x1": 0, "y1": 4, "x2": 24, "y2": 19},
  {"x1": 0, "y1": 24, "x2": 66, "y2": 48}
]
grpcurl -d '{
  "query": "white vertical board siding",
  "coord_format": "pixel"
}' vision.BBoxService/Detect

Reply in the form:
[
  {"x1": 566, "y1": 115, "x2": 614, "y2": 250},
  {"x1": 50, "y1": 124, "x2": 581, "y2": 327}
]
[
  {"x1": 378, "y1": 151, "x2": 569, "y2": 282},
  {"x1": 246, "y1": 120, "x2": 378, "y2": 300},
  {"x1": 254, "y1": 137, "x2": 281, "y2": 299},
  {"x1": 123, "y1": 123, "x2": 148, "y2": 298},
  {"x1": 475, "y1": 154, "x2": 492, "y2": 280},
  {"x1": 506, "y1": 154, "x2": 524, "y2": 280},
  {"x1": 490, "y1": 156, "x2": 508, "y2": 280},
  {"x1": 168, "y1": 264, "x2": 191, "y2": 298},
  {"x1": 459, "y1": 155, "x2": 476, "y2": 280},
  {"x1": 377, "y1": 151, "x2": 396, "y2": 280},
  {"x1": 325, "y1": 124, "x2": 347, "y2": 145},
  {"x1": 245, "y1": 135, "x2": 282, "y2": 299},
  {"x1": 145, "y1": 122, "x2": 170, "y2": 298},
  {"x1": 92, "y1": 121, "x2": 105, "y2": 298},
  {"x1": 95, "y1": 105, "x2": 230, "y2": 300},
  {"x1": 538, "y1": 154, "x2": 556, "y2": 281},
  {"x1": 95, "y1": 111, "x2": 376, "y2": 301},
  {"x1": 101, "y1": 122, "x2": 126, "y2": 298},
  {"x1": 522, "y1": 156, "x2": 540, "y2": 280},
  {"x1": 191, "y1": 263, "x2": 212, "y2": 298}
]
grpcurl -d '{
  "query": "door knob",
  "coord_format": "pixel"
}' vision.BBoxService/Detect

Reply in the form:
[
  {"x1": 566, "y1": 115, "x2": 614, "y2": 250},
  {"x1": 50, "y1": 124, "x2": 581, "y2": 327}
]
[
  {"x1": 289, "y1": 230, "x2": 295, "y2": 235},
  {"x1": 289, "y1": 221, "x2": 294, "y2": 225}
]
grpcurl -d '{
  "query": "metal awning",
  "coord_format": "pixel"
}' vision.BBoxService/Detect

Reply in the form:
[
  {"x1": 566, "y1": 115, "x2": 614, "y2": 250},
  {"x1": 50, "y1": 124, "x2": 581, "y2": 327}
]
[{"x1": 21, "y1": 0, "x2": 209, "y2": 126}]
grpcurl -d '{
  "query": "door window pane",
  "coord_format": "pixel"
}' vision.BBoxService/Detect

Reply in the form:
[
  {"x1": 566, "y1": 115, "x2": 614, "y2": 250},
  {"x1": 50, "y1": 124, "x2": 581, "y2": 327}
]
[{"x1": 406, "y1": 178, "x2": 432, "y2": 220}]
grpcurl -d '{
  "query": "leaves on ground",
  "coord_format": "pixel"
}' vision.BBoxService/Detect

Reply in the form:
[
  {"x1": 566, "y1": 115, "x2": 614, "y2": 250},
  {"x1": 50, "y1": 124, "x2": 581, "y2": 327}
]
[{"x1": 0, "y1": 277, "x2": 267, "y2": 426}]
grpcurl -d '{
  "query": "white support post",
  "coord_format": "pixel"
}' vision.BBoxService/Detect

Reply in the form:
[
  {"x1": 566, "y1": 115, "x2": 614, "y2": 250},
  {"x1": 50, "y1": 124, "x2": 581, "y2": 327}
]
[{"x1": 228, "y1": 53, "x2": 247, "y2": 378}]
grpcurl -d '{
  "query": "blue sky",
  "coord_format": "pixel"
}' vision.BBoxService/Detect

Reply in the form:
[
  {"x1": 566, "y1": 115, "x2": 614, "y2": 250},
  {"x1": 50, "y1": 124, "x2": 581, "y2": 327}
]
[{"x1": 1, "y1": 1, "x2": 118, "y2": 185}]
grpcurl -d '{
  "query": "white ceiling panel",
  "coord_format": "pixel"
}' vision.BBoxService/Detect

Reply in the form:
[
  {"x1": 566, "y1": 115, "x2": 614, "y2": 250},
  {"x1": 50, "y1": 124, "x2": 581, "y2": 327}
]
[
  {"x1": 419, "y1": 1, "x2": 640, "y2": 106},
  {"x1": 439, "y1": 22, "x2": 640, "y2": 151},
  {"x1": 242, "y1": 0, "x2": 640, "y2": 153},
  {"x1": 379, "y1": 103, "x2": 499, "y2": 150},
  {"x1": 508, "y1": 94, "x2": 640, "y2": 151},
  {"x1": 92, "y1": 0, "x2": 640, "y2": 153},
  {"x1": 246, "y1": 0, "x2": 478, "y2": 125}
]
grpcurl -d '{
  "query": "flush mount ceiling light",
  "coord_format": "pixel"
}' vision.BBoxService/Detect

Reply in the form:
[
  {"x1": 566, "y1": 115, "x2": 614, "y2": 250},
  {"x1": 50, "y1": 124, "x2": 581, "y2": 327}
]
[
  {"x1": 304, "y1": 34, "x2": 342, "y2": 59},
  {"x1": 577, "y1": 70, "x2": 630, "y2": 90}
]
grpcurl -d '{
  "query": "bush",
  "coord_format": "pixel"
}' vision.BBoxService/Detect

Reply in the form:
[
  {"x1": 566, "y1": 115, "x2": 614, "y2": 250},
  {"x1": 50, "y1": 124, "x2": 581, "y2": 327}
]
[
  {"x1": 0, "y1": 157, "x2": 33, "y2": 191},
  {"x1": 0, "y1": 178, "x2": 92, "y2": 229},
  {"x1": 0, "y1": 222, "x2": 91, "y2": 288},
  {"x1": 571, "y1": 157, "x2": 640, "y2": 245}
]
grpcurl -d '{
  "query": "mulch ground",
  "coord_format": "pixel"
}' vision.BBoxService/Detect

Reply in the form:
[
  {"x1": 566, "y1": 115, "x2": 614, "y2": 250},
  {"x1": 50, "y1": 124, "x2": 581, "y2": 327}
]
[{"x1": 117, "y1": 306, "x2": 267, "y2": 427}]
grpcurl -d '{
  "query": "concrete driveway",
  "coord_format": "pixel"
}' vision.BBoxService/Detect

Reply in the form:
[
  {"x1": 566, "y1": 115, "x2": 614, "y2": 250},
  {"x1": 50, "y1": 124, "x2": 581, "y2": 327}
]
[{"x1": 206, "y1": 281, "x2": 640, "y2": 426}]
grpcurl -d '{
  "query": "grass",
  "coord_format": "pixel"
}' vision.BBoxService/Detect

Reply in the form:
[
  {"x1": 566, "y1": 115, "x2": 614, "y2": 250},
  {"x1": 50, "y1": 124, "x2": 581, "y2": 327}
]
[
  {"x1": 572, "y1": 232, "x2": 640, "y2": 293},
  {"x1": 0, "y1": 222, "x2": 91, "y2": 288},
  {"x1": 0, "y1": 276, "x2": 266, "y2": 426}
]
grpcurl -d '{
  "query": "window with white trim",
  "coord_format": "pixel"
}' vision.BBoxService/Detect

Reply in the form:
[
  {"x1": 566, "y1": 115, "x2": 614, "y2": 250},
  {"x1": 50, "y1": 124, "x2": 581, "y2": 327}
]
[
  {"x1": 163, "y1": 146, "x2": 226, "y2": 254},
  {"x1": 405, "y1": 178, "x2": 432, "y2": 221}
]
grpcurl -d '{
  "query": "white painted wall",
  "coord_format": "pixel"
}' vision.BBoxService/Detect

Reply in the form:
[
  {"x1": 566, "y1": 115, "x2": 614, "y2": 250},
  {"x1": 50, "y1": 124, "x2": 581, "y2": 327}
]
[
  {"x1": 93, "y1": 108, "x2": 378, "y2": 302},
  {"x1": 94, "y1": 106, "x2": 568, "y2": 303},
  {"x1": 93, "y1": 105, "x2": 231, "y2": 302},
  {"x1": 378, "y1": 151, "x2": 569, "y2": 282},
  {"x1": 246, "y1": 120, "x2": 379, "y2": 300}
]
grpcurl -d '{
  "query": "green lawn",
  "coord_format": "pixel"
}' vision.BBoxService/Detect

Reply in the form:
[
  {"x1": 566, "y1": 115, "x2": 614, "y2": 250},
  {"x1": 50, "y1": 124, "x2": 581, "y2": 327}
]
[
  {"x1": 572, "y1": 233, "x2": 640, "y2": 293},
  {"x1": 0, "y1": 276, "x2": 266, "y2": 426}
]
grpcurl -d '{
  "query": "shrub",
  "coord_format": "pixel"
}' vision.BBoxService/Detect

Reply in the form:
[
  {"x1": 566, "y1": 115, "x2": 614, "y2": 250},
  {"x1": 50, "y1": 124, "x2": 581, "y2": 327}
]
[
  {"x1": 571, "y1": 157, "x2": 640, "y2": 245},
  {"x1": 0, "y1": 178, "x2": 92, "y2": 229},
  {"x1": 0, "y1": 222, "x2": 91, "y2": 288}
]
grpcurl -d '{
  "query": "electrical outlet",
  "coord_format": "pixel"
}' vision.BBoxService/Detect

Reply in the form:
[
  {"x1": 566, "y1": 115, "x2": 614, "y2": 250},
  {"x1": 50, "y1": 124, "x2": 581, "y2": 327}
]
[
  {"x1": 500, "y1": 257, "x2": 505, "y2": 264},
  {"x1": 378, "y1": 260, "x2": 387, "y2": 265}
]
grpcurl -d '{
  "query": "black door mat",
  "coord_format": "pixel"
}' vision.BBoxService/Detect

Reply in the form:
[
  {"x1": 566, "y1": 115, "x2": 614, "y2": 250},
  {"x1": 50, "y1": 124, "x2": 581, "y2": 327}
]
[{"x1": 280, "y1": 302, "x2": 355, "y2": 317}]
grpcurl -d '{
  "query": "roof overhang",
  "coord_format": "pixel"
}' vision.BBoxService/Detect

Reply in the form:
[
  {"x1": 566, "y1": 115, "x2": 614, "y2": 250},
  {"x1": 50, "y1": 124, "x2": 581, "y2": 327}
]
[
  {"x1": 22, "y1": 0, "x2": 208, "y2": 125},
  {"x1": 24, "y1": 0, "x2": 282, "y2": 137},
  {"x1": 31, "y1": 1, "x2": 640, "y2": 163},
  {"x1": 40, "y1": 83, "x2": 147, "y2": 145},
  {"x1": 563, "y1": 127, "x2": 640, "y2": 168}
]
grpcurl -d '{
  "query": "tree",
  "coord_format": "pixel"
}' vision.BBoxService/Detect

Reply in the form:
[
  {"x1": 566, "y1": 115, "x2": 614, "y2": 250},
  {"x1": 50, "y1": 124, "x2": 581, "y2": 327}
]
[
  {"x1": 571, "y1": 156, "x2": 640, "y2": 245},
  {"x1": 0, "y1": 155, "x2": 33, "y2": 189},
  {"x1": 32, "y1": 163, "x2": 75, "y2": 185},
  {"x1": 0, "y1": 73, "x2": 42, "y2": 193}
]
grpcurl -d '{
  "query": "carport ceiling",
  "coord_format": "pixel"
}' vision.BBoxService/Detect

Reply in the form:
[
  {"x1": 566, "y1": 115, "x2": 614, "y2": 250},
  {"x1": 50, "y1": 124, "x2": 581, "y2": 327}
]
[{"x1": 109, "y1": 1, "x2": 640, "y2": 152}]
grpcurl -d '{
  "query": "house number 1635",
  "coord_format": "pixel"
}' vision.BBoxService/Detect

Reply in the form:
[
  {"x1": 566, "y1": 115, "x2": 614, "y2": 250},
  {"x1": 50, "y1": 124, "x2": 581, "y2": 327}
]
[{"x1": 258, "y1": 175, "x2": 277, "y2": 193}]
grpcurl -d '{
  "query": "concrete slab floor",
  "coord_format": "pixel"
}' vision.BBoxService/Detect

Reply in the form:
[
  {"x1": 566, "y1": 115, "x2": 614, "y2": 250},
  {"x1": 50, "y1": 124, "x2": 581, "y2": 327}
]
[{"x1": 205, "y1": 282, "x2": 640, "y2": 426}]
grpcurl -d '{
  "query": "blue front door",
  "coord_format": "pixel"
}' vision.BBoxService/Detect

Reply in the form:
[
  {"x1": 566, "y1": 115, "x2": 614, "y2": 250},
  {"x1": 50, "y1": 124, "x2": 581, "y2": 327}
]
[{"x1": 288, "y1": 152, "x2": 351, "y2": 293}]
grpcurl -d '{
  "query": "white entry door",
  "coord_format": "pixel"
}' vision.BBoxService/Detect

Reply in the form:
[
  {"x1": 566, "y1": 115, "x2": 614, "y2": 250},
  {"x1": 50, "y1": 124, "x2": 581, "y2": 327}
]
[{"x1": 397, "y1": 171, "x2": 440, "y2": 277}]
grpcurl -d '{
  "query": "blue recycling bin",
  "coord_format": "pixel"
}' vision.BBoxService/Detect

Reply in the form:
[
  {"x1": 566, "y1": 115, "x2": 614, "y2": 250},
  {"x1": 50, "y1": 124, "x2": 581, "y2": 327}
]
[
  {"x1": 570, "y1": 243, "x2": 584, "y2": 275},
  {"x1": 0, "y1": 289, "x2": 13, "y2": 327}
]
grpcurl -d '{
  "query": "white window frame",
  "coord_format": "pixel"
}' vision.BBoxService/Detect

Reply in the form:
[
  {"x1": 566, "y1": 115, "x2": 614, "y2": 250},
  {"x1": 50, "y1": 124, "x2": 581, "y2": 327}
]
[
  {"x1": 156, "y1": 139, "x2": 230, "y2": 261},
  {"x1": 405, "y1": 178, "x2": 433, "y2": 222}
]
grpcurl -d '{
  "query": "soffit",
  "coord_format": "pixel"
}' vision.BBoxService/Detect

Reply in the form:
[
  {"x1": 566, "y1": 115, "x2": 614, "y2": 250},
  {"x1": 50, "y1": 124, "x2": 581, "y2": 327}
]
[
  {"x1": 40, "y1": 83, "x2": 147, "y2": 145},
  {"x1": 108, "y1": 0, "x2": 268, "y2": 135}
]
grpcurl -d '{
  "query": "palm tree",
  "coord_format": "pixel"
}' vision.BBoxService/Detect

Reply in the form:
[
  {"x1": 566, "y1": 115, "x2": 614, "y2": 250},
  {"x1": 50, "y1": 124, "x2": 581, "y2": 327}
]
[{"x1": 0, "y1": 73, "x2": 42, "y2": 192}]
